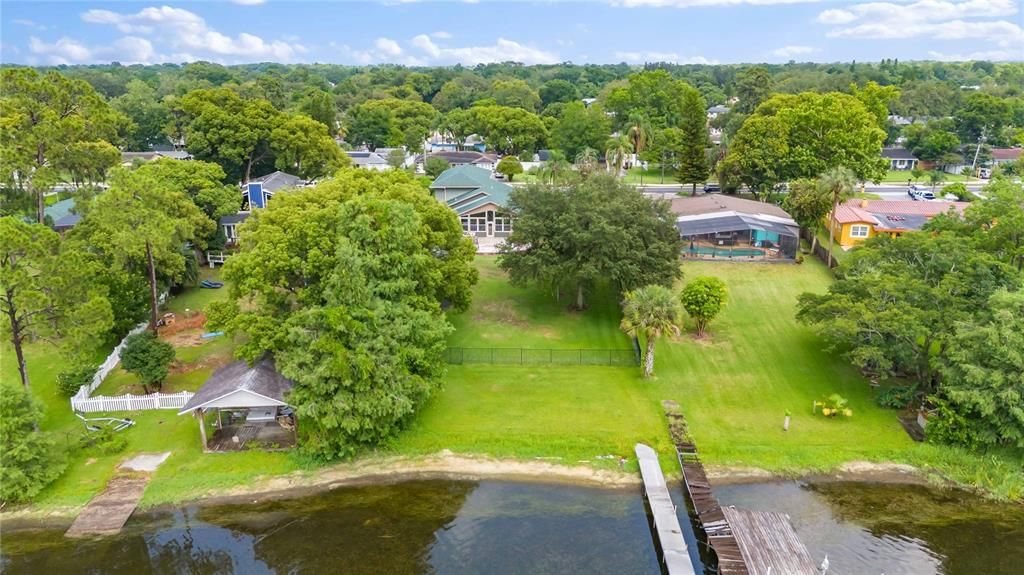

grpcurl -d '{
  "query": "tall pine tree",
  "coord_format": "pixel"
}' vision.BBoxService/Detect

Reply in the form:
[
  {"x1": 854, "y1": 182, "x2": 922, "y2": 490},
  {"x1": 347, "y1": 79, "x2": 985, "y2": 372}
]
[{"x1": 676, "y1": 85, "x2": 710, "y2": 196}]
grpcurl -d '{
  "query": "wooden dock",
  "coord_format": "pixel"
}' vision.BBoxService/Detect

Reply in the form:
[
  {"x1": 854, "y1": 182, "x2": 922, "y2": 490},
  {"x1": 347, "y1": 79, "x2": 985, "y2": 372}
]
[
  {"x1": 635, "y1": 443, "x2": 697, "y2": 575},
  {"x1": 663, "y1": 402, "x2": 817, "y2": 575},
  {"x1": 64, "y1": 452, "x2": 171, "y2": 538},
  {"x1": 65, "y1": 476, "x2": 150, "y2": 538}
]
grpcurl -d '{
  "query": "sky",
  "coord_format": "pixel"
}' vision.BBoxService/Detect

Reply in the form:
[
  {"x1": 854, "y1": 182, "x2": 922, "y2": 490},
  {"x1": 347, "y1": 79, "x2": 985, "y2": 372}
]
[{"x1": 1, "y1": 0, "x2": 1021, "y2": 67}]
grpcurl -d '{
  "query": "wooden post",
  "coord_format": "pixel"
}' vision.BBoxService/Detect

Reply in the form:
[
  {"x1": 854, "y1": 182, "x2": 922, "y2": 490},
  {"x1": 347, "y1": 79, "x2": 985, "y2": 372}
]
[{"x1": 197, "y1": 409, "x2": 208, "y2": 451}]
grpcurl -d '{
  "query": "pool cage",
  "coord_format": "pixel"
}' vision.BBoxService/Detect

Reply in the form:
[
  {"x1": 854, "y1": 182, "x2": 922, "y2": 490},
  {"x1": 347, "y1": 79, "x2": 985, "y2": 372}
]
[{"x1": 680, "y1": 221, "x2": 799, "y2": 261}]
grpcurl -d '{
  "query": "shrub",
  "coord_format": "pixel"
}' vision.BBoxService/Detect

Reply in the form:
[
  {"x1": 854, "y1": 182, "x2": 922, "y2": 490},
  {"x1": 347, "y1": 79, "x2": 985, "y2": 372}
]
[
  {"x1": 120, "y1": 331, "x2": 175, "y2": 392},
  {"x1": 925, "y1": 397, "x2": 982, "y2": 449},
  {"x1": 57, "y1": 365, "x2": 96, "y2": 397},
  {"x1": 679, "y1": 276, "x2": 728, "y2": 337},
  {"x1": 875, "y1": 385, "x2": 918, "y2": 409},
  {"x1": 80, "y1": 426, "x2": 129, "y2": 455},
  {"x1": 0, "y1": 382, "x2": 67, "y2": 503},
  {"x1": 497, "y1": 156, "x2": 524, "y2": 181},
  {"x1": 424, "y1": 156, "x2": 450, "y2": 179}
]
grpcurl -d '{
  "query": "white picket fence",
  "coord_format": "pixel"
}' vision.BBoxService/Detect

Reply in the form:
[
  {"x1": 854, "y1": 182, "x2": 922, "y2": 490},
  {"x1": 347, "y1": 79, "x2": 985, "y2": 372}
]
[
  {"x1": 72, "y1": 391, "x2": 194, "y2": 413},
  {"x1": 70, "y1": 319, "x2": 194, "y2": 414}
]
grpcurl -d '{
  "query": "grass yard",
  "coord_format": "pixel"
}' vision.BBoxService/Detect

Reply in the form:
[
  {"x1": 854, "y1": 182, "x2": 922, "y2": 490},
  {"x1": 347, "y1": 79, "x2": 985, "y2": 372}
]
[
  {"x1": 880, "y1": 169, "x2": 968, "y2": 183},
  {"x1": 624, "y1": 167, "x2": 682, "y2": 185},
  {"x1": 393, "y1": 365, "x2": 670, "y2": 470},
  {"x1": 0, "y1": 269, "x2": 306, "y2": 510},
  {"x1": 411, "y1": 257, "x2": 1023, "y2": 497},
  {"x1": 447, "y1": 257, "x2": 630, "y2": 350},
  {"x1": 653, "y1": 261, "x2": 912, "y2": 471}
]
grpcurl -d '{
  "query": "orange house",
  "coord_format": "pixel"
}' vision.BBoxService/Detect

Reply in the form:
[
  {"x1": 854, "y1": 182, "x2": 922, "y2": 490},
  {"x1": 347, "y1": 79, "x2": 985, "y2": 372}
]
[{"x1": 828, "y1": 199, "x2": 969, "y2": 248}]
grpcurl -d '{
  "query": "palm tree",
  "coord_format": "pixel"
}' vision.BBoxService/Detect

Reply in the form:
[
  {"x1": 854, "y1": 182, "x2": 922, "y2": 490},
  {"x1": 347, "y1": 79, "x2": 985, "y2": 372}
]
[
  {"x1": 575, "y1": 147, "x2": 599, "y2": 178},
  {"x1": 605, "y1": 135, "x2": 633, "y2": 176},
  {"x1": 928, "y1": 170, "x2": 947, "y2": 192},
  {"x1": 620, "y1": 285, "x2": 682, "y2": 378},
  {"x1": 818, "y1": 166, "x2": 857, "y2": 268},
  {"x1": 626, "y1": 113, "x2": 653, "y2": 165}
]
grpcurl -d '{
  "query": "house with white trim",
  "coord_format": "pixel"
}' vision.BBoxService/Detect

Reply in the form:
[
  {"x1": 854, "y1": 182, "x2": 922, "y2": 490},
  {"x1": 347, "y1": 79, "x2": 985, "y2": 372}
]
[{"x1": 430, "y1": 165, "x2": 514, "y2": 245}]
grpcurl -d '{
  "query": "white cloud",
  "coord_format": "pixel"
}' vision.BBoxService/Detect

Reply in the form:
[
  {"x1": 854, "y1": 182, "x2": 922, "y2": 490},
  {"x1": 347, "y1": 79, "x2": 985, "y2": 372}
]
[
  {"x1": 13, "y1": 18, "x2": 47, "y2": 30},
  {"x1": 771, "y1": 45, "x2": 816, "y2": 58},
  {"x1": 374, "y1": 37, "x2": 403, "y2": 57},
  {"x1": 28, "y1": 35, "x2": 157, "y2": 65},
  {"x1": 929, "y1": 49, "x2": 1022, "y2": 61},
  {"x1": 80, "y1": 5, "x2": 307, "y2": 62},
  {"x1": 612, "y1": 0, "x2": 820, "y2": 6},
  {"x1": 430, "y1": 31, "x2": 452, "y2": 39},
  {"x1": 407, "y1": 35, "x2": 559, "y2": 65},
  {"x1": 816, "y1": 0, "x2": 1022, "y2": 57},
  {"x1": 615, "y1": 50, "x2": 717, "y2": 64},
  {"x1": 816, "y1": 8, "x2": 856, "y2": 24}
]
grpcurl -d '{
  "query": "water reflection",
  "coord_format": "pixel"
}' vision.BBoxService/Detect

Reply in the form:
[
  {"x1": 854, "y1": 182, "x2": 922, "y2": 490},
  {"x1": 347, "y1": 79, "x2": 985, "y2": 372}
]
[
  {"x1": 1, "y1": 480, "x2": 663, "y2": 575},
  {"x1": 715, "y1": 481, "x2": 1024, "y2": 575}
]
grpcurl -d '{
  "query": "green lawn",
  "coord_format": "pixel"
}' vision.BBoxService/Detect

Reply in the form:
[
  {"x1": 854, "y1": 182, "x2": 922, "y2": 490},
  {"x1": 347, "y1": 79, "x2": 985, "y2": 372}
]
[
  {"x1": 164, "y1": 267, "x2": 229, "y2": 315},
  {"x1": 447, "y1": 257, "x2": 630, "y2": 350},
  {"x1": 0, "y1": 271, "x2": 302, "y2": 511},
  {"x1": 409, "y1": 258, "x2": 1023, "y2": 497},
  {"x1": 393, "y1": 365, "x2": 669, "y2": 470},
  {"x1": 881, "y1": 169, "x2": 968, "y2": 183},
  {"x1": 624, "y1": 167, "x2": 680, "y2": 185},
  {"x1": 8, "y1": 256, "x2": 1022, "y2": 509}
]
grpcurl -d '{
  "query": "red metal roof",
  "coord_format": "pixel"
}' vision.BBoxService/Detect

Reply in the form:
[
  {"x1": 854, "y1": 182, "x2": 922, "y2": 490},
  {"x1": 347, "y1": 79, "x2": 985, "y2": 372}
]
[
  {"x1": 833, "y1": 200, "x2": 968, "y2": 225},
  {"x1": 992, "y1": 148, "x2": 1022, "y2": 162}
]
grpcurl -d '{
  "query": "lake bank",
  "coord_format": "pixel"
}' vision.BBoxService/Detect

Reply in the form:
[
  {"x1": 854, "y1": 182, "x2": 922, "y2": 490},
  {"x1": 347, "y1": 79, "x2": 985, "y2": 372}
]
[
  {"x1": 3, "y1": 451, "x2": 963, "y2": 525},
  {"x1": 4, "y1": 477, "x2": 1021, "y2": 575}
]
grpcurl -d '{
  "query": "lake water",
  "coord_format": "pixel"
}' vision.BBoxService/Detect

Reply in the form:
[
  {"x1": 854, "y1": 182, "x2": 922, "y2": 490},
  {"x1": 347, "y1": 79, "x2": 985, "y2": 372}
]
[{"x1": 2, "y1": 479, "x2": 1021, "y2": 574}]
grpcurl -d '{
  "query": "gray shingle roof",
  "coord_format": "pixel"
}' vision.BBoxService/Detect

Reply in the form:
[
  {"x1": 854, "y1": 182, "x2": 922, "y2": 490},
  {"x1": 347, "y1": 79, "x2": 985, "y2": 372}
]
[
  {"x1": 178, "y1": 356, "x2": 294, "y2": 414},
  {"x1": 881, "y1": 147, "x2": 918, "y2": 160},
  {"x1": 250, "y1": 171, "x2": 304, "y2": 192},
  {"x1": 219, "y1": 212, "x2": 250, "y2": 225}
]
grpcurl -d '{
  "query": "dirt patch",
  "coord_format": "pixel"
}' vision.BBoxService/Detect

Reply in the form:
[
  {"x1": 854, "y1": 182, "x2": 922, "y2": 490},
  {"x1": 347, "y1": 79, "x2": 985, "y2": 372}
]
[
  {"x1": 473, "y1": 301, "x2": 527, "y2": 326},
  {"x1": 705, "y1": 461, "x2": 933, "y2": 487},
  {"x1": 164, "y1": 330, "x2": 205, "y2": 348},
  {"x1": 158, "y1": 312, "x2": 207, "y2": 339},
  {"x1": 182, "y1": 453, "x2": 641, "y2": 509}
]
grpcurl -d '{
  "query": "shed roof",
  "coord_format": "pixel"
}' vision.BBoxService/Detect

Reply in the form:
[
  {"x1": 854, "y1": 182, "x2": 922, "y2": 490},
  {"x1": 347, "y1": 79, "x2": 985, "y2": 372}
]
[{"x1": 178, "y1": 356, "x2": 294, "y2": 414}]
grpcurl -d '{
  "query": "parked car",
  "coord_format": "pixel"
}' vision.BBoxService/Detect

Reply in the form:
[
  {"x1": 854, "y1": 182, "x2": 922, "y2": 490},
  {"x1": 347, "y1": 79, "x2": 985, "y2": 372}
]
[{"x1": 703, "y1": 183, "x2": 721, "y2": 194}]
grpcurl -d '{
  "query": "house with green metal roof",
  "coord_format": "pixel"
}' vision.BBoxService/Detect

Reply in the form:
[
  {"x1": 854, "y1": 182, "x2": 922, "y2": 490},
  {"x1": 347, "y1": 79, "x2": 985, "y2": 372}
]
[{"x1": 430, "y1": 165, "x2": 514, "y2": 240}]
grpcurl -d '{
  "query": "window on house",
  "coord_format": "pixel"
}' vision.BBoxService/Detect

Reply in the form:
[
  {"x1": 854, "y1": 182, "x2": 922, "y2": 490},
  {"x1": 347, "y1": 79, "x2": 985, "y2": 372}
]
[
  {"x1": 850, "y1": 225, "x2": 870, "y2": 238},
  {"x1": 494, "y1": 217, "x2": 512, "y2": 232},
  {"x1": 224, "y1": 224, "x2": 237, "y2": 240}
]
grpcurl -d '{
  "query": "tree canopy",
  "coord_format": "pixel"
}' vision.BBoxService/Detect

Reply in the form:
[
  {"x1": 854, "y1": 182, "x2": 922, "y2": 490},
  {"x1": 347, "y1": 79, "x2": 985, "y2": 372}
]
[
  {"x1": 207, "y1": 170, "x2": 477, "y2": 459},
  {"x1": 498, "y1": 175, "x2": 682, "y2": 309},
  {"x1": 1, "y1": 217, "x2": 113, "y2": 391}
]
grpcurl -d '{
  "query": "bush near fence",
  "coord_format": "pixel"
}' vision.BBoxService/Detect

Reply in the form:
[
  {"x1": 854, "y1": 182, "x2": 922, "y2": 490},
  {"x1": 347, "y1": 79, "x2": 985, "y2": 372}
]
[{"x1": 445, "y1": 347, "x2": 638, "y2": 366}]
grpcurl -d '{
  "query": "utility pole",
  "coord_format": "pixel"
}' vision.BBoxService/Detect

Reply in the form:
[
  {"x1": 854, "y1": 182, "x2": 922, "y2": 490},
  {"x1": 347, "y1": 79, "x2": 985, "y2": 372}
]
[{"x1": 969, "y1": 131, "x2": 985, "y2": 181}]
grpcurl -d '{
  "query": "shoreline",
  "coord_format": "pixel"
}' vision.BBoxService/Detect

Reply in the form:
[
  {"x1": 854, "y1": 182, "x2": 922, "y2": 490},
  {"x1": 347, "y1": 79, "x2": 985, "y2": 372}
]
[{"x1": 1, "y1": 452, "x2": 943, "y2": 528}]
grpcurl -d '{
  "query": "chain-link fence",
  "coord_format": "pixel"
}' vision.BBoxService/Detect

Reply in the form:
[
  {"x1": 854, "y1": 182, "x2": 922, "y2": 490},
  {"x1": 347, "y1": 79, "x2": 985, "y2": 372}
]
[{"x1": 445, "y1": 347, "x2": 638, "y2": 366}]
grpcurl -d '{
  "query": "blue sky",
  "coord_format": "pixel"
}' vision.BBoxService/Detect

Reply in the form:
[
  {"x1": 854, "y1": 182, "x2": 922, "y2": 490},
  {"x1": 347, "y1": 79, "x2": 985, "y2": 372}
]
[{"x1": 1, "y1": 1, "x2": 1021, "y2": 67}]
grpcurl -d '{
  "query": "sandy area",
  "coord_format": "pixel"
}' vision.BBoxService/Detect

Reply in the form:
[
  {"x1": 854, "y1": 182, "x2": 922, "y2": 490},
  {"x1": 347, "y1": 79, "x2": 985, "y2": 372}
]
[{"x1": 3, "y1": 453, "x2": 940, "y2": 523}]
